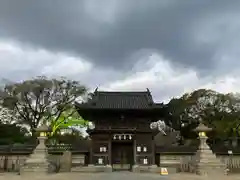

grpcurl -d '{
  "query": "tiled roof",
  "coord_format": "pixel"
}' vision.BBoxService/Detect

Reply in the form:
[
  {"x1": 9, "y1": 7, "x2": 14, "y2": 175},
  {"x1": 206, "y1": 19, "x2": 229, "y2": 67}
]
[{"x1": 76, "y1": 88, "x2": 163, "y2": 110}]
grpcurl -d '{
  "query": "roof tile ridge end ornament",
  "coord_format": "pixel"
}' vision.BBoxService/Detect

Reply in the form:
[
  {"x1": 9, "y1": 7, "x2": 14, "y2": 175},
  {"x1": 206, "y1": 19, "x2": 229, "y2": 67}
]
[
  {"x1": 146, "y1": 88, "x2": 154, "y2": 105},
  {"x1": 146, "y1": 88, "x2": 150, "y2": 93},
  {"x1": 90, "y1": 87, "x2": 98, "y2": 106},
  {"x1": 94, "y1": 87, "x2": 98, "y2": 93}
]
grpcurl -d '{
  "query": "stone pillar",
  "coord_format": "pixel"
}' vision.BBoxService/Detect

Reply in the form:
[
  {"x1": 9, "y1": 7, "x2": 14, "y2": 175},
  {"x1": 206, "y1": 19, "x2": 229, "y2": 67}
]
[
  {"x1": 88, "y1": 141, "x2": 94, "y2": 166},
  {"x1": 194, "y1": 123, "x2": 226, "y2": 176},
  {"x1": 106, "y1": 138, "x2": 112, "y2": 172},
  {"x1": 149, "y1": 135, "x2": 158, "y2": 172},
  {"x1": 132, "y1": 137, "x2": 139, "y2": 172},
  {"x1": 20, "y1": 125, "x2": 51, "y2": 174},
  {"x1": 59, "y1": 151, "x2": 72, "y2": 172}
]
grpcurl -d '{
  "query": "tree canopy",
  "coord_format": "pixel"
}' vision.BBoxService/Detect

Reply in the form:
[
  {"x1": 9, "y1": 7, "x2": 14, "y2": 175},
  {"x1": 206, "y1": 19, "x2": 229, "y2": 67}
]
[
  {"x1": 0, "y1": 76, "x2": 87, "y2": 135},
  {"x1": 49, "y1": 108, "x2": 89, "y2": 136},
  {"x1": 0, "y1": 121, "x2": 30, "y2": 145},
  {"x1": 1, "y1": 76, "x2": 240, "y2": 145},
  {"x1": 165, "y1": 89, "x2": 240, "y2": 140}
]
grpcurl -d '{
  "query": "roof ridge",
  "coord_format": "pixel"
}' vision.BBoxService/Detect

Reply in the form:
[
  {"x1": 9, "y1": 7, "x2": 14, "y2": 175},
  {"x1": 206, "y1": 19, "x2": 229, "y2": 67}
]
[
  {"x1": 96, "y1": 91, "x2": 149, "y2": 93},
  {"x1": 75, "y1": 89, "x2": 163, "y2": 110}
]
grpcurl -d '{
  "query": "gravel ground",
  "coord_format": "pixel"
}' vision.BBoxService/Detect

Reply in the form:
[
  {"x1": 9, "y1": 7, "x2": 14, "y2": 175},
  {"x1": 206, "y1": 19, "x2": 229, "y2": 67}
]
[{"x1": 0, "y1": 172, "x2": 240, "y2": 180}]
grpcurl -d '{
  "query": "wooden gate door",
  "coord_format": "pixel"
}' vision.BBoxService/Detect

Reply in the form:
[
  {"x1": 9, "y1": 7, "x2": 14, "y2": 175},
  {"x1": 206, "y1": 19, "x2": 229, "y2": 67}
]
[{"x1": 112, "y1": 142, "x2": 133, "y2": 171}]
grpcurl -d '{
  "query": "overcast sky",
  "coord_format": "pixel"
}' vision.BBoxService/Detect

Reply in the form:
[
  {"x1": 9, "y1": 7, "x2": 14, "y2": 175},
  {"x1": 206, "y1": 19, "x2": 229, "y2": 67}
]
[{"x1": 1, "y1": 0, "x2": 240, "y2": 102}]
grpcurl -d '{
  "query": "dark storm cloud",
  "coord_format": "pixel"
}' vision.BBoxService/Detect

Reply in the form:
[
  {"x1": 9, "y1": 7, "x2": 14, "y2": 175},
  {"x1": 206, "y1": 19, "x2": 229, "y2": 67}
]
[{"x1": 0, "y1": 0, "x2": 239, "y2": 71}]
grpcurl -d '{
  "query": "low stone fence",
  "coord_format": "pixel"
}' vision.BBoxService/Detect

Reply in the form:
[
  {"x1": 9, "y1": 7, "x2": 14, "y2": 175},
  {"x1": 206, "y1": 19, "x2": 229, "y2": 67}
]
[
  {"x1": 219, "y1": 155, "x2": 240, "y2": 173},
  {"x1": 1, "y1": 144, "x2": 240, "y2": 174},
  {"x1": 159, "y1": 154, "x2": 197, "y2": 173},
  {"x1": 0, "y1": 155, "x2": 27, "y2": 172},
  {"x1": 0, "y1": 153, "x2": 86, "y2": 173},
  {"x1": 156, "y1": 145, "x2": 198, "y2": 173},
  {"x1": 1, "y1": 154, "x2": 240, "y2": 174},
  {"x1": 159, "y1": 154, "x2": 240, "y2": 173},
  {"x1": 4, "y1": 153, "x2": 240, "y2": 174},
  {"x1": 0, "y1": 144, "x2": 88, "y2": 173}
]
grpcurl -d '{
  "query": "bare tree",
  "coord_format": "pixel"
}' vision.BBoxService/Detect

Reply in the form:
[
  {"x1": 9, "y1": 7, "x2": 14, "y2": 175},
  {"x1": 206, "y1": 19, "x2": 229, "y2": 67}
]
[{"x1": 0, "y1": 76, "x2": 87, "y2": 135}]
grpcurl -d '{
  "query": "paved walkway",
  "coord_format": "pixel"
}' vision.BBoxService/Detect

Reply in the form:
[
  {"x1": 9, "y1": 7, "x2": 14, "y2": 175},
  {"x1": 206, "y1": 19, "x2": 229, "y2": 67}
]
[{"x1": 1, "y1": 172, "x2": 240, "y2": 180}]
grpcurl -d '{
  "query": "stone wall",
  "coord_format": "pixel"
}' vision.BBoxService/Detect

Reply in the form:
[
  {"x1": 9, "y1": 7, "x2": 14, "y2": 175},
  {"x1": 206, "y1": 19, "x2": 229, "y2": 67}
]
[
  {"x1": 159, "y1": 154, "x2": 240, "y2": 173},
  {"x1": 0, "y1": 153, "x2": 86, "y2": 173},
  {"x1": 2, "y1": 153, "x2": 240, "y2": 173},
  {"x1": 159, "y1": 154, "x2": 197, "y2": 172},
  {"x1": 219, "y1": 155, "x2": 240, "y2": 173},
  {"x1": 0, "y1": 155, "x2": 29, "y2": 172}
]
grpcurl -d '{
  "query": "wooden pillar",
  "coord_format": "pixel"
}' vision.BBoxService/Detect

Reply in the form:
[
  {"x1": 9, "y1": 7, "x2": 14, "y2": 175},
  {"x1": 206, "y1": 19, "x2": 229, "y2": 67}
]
[
  {"x1": 108, "y1": 137, "x2": 112, "y2": 165},
  {"x1": 133, "y1": 137, "x2": 137, "y2": 164},
  {"x1": 89, "y1": 141, "x2": 93, "y2": 164},
  {"x1": 152, "y1": 135, "x2": 155, "y2": 165}
]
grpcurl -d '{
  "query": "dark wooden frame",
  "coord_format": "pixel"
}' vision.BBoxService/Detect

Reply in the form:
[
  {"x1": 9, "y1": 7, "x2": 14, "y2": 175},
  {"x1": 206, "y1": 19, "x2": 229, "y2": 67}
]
[{"x1": 78, "y1": 109, "x2": 160, "y2": 170}]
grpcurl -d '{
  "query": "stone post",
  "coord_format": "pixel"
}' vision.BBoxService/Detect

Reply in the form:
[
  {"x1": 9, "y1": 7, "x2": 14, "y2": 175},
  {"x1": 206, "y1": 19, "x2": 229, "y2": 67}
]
[
  {"x1": 20, "y1": 124, "x2": 52, "y2": 174},
  {"x1": 194, "y1": 122, "x2": 226, "y2": 176},
  {"x1": 59, "y1": 150, "x2": 72, "y2": 172},
  {"x1": 132, "y1": 137, "x2": 140, "y2": 172}
]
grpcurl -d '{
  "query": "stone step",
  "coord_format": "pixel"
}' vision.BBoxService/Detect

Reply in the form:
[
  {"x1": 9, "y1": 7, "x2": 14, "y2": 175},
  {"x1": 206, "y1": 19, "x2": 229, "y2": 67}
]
[{"x1": 71, "y1": 165, "x2": 112, "y2": 172}]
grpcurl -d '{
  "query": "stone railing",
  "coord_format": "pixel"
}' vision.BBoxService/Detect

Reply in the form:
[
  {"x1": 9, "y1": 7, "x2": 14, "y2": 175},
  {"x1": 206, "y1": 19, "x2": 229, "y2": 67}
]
[
  {"x1": 0, "y1": 144, "x2": 88, "y2": 173},
  {"x1": 159, "y1": 154, "x2": 240, "y2": 174},
  {"x1": 2, "y1": 153, "x2": 240, "y2": 173},
  {"x1": 159, "y1": 154, "x2": 198, "y2": 173},
  {"x1": 0, "y1": 153, "x2": 86, "y2": 173},
  {"x1": 219, "y1": 155, "x2": 240, "y2": 173},
  {"x1": 2, "y1": 143, "x2": 240, "y2": 174},
  {"x1": 0, "y1": 155, "x2": 27, "y2": 172}
]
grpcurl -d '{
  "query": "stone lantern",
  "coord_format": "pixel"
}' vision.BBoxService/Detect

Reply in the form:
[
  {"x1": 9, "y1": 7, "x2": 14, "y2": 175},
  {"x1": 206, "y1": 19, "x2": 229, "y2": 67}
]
[
  {"x1": 20, "y1": 124, "x2": 52, "y2": 174},
  {"x1": 36, "y1": 124, "x2": 52, "y2": 138},
  {"x1": 194, "y1": 122, "x2": 212, "y2": 151},
  {"x1": 35, "y1": 124, "x2": 52, "y2": 150},
  {"x1": 194, "y1": 122, "x2": 212, "y2": 138},
  {"x1": 193, "y1": 122, "x2": 225, "y2": 175}
]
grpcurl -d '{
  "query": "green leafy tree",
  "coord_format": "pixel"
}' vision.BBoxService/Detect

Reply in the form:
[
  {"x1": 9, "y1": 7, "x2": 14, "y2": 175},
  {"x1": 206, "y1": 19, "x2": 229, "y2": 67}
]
[
  {"x1": 165, "y1": 89, "x2": 240, "y2": 140},
  {"x1": 0, "y1": 105, "x2": 30, "y2": 144},
  {"x1": 48, "y1": 108, "x2": 89, "y2": 136},
  {"x1": 0, "y1": 122, "x2": 30, "y2": 145}
]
